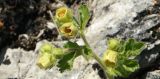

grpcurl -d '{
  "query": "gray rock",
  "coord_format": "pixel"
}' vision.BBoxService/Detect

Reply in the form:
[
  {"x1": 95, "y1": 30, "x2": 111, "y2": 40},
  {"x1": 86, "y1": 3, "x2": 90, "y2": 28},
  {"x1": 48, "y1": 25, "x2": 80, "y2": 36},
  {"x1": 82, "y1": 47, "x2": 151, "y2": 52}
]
[
  {"x1": 0, "y1": 48, "x2": 36, "y2": 79},
  {"x1": 86, "y1": 0, "x2": 160, "y2": 68},
  {"x1": 138, "y1": 40, "x2": 160, "y2": 68},
  {"x1": 144, "y1": 70, "x2": 160, "y2": 79},
  {"x1": 86, "y1": 0, "x2": 155, "y2": 56}
]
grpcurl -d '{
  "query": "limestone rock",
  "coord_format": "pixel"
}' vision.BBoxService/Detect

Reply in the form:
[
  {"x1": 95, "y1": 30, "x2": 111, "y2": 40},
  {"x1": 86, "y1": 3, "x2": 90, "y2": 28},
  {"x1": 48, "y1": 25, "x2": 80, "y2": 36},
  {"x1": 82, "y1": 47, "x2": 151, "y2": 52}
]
[{"x1": 144, "y1": 70, "x2": 160, "y2": 79}]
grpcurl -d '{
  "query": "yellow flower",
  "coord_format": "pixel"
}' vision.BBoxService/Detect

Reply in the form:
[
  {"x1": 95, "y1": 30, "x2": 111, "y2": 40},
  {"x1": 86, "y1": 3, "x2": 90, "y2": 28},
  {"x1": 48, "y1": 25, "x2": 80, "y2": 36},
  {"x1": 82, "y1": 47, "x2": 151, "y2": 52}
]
[
  {"x1": 102, "y1": 49, "x2": 117, "y2": 67},
  {"x1": 56, "y1": 7, "x2": 73, "y2": 23},
  {"x1": 37, "y1": 53, "x2": 56, "y2": 69},
  {"x1": 108, "y1": 38, "x2": 120, "y2": 50},
  {"x1": 59, "y1": 22, "x2": 78, "y2": 38}
]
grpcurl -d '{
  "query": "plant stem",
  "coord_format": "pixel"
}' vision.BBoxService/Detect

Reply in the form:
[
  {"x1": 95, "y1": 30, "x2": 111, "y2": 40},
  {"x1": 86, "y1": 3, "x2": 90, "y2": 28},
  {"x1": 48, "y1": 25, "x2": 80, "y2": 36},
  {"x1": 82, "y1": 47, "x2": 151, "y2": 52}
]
[
  {"x1": 80, "y1": 31, "x2": 112, "y2": 79},
  {"x1": 48, "y1": 10, "x2": 61, "y2": 34}
]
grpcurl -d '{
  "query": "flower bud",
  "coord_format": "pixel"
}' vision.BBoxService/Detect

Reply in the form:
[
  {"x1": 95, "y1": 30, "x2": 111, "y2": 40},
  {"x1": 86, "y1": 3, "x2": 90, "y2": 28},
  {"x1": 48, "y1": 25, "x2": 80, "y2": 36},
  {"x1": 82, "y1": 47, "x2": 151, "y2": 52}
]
[
  {"x1": 40, "y1": 43, "x2": 54, "y2": 54},
  {"x1": 56, "y1": 7, "x2": 73, "y2": 23},
  {"x1": 102, "y1": 49, "x2": 118, "y2": 67},
  {"x1": 59, "y1": 22, "x2": 78, "y2": 38},
  {"x1": 37, "y1": 53, "x2": 56, "y2": 69},
  {"x1": 108, "y1": 38, "x2": 120, "y2": 50}
]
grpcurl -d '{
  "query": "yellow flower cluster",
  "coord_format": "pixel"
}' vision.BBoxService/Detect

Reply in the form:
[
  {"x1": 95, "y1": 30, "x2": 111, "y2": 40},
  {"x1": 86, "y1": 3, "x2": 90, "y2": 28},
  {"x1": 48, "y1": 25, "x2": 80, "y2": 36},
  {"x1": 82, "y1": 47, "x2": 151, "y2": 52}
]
[
  {"x1": 102, "y1": 39, "x2": 119, "y2": 67},
  {"x1": 37, "y1": 43, "x2": 64, "y2": 69},
  {"x1": 55, "y1": 7, "x2": 78, "y2": 38}
]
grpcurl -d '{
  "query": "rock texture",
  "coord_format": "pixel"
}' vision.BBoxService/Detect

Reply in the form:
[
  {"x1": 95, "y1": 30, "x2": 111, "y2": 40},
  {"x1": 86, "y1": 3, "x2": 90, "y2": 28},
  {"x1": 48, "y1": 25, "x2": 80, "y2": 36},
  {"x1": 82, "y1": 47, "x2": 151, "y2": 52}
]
[
  {"x1": 0, "y1": 0, "x2": 160, "y2": 79},
  {"x1": 144, "y1": 70, "x2": 160, "y2": 79},
  {"x1": 86, "y1": 0, "x2": 158, "y2": 55}
]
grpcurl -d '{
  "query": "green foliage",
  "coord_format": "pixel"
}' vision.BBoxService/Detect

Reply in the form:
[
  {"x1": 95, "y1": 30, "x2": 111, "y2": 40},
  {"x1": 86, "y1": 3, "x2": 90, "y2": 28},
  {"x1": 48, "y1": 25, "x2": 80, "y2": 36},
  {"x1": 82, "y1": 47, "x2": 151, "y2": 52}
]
[
  {"x1": 57, "y1": 41, "x2": 93, "y2": 72},
  {"x1": 113, "y1": 59, "x2": 139, "y2": 77},
  {"x1": 57, "y1": 41, "x2": 81, "y2": 72},
  {"x1": 78, "y1": 4, "x2": 90, "y2": 30},
  {"x1": 104, "y1": 38, "x2": 145, "y2": 77},
  {"x1": 81, "y1": 46, "x2": 93, "y2": 60},
  {"x1": 63, "y1": 41, "x2": 79, "y2": 48},
  {"x1": 57, "y1": 50, "x2": 80, "y2": 72},
  {"x1": 123, "y1": 39, "x2": 145, "y2": 57}
]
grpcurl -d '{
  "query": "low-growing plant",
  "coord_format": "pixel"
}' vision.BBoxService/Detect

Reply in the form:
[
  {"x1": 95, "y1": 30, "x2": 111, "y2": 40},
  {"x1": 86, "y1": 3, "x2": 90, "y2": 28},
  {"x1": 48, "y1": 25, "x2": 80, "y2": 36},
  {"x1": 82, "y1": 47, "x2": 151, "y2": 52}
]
[{"x1": 37, "y1": 4, "x2": 145, "y2": 79}]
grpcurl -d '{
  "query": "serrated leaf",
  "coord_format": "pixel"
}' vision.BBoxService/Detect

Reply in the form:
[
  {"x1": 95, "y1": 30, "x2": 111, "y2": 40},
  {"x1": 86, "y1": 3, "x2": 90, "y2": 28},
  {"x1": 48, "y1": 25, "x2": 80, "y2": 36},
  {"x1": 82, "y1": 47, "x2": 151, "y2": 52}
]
[
  {"x1": 115, "y1": 59, "x2": 139, "y2": 77},
  {"x1": 117, "y1": 40, "x2": 125, "y2": 53},
  {"x1": 124, "y1": 39, "x2": 145, "y2": 57},
  {"x1": 133, "y1": 42, "x2": 144, "y2": 50},
  {"x1": 124, "y1": 39, "x2": 135, "y2": 51},
  {"x1": 57, "y1": 50, "x2": 80, "y2": 72},
  {"x1": 57, "y1": 41, "x2": 81, "y2": 72},
  {"x1": 122, "y1": 60, "x2": 139, "y2": 72},
  {"x1": 78, "y1": 4, "x2": 90, "y2": 30}
]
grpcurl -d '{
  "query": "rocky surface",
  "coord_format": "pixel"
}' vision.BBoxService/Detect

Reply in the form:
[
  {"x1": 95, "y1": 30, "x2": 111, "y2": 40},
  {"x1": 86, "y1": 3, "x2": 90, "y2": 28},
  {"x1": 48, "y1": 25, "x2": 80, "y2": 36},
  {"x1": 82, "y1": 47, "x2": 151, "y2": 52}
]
[
  {"x1": 0, "y1": 0, "x2": 160, "y2": 79},
  {"x1": 144, "y1": 70, "x2": 160, "y2": 79}
]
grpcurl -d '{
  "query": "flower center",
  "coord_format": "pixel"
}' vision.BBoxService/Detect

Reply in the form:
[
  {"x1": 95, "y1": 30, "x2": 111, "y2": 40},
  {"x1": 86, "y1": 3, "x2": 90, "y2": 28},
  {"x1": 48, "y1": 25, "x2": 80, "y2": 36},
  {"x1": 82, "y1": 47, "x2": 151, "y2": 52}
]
[
  {"x1": 58, "y1": 9, "x2": 66, "y2": 17},
  {"x1": 64, "y1": 26, "x2": 71, "y2": 33}
]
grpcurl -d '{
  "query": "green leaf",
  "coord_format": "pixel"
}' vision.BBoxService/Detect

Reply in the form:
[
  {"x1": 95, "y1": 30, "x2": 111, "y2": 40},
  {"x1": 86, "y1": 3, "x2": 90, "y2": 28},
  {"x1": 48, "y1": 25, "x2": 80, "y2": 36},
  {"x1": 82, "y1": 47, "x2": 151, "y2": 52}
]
[
  {"x1": 122, "y1": 60, "x2": 139, "y2": 72},
  {"x1": 115, "y1": 39, "x2": 144, "y2": 77},
  {"x1": 133, "y1": 42, "x2": 144, "y2": 50},
  {"x1": 123, "y1": 39, "x2": 145, "y2": 57},
  {"x1": 125, "y1": 39, "x2": 144, "y2": 51},
  {"x1": 63, "y1": 41, "x2": 79, "y2": 49},
  {"x1": 57, "y1": 41, "x2": 81, "y2": 72},
  {"x1": 57, "y1": 51, "x2": 80, "y2": 72},
  {"x1": 117, "y1": 40, "x2": 125, "y2": 53},
  {"x1": 81, "y1": 46, "x2": 93, "y2": 60},
  {"x1": 106, "y1": 67, "x2": 122, "y2": 77},
  {"x1": 115, "y1": 59, "x2": 139, "y2": 77},
  {"x1": 78, "y1": 4, "x2": 90, "y2": 30}
]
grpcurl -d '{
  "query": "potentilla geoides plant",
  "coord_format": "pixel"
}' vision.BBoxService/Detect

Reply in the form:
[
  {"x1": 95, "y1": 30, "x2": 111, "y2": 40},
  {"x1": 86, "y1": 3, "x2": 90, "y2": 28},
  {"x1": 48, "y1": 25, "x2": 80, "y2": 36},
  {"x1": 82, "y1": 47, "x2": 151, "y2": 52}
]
[{"x1": 36, "y1": 4, "x2": 145, "y2": 79}]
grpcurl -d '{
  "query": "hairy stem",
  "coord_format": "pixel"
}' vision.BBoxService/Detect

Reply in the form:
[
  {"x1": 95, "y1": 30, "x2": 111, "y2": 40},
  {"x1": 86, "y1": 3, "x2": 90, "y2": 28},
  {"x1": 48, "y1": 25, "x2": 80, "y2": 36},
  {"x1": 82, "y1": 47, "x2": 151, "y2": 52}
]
[
  {"x1": 80, "y1": 31, "x2": 112, "y2": 79},
  {"x1": 48, "y1": 10, "x2": 61, "y2": 34}
]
